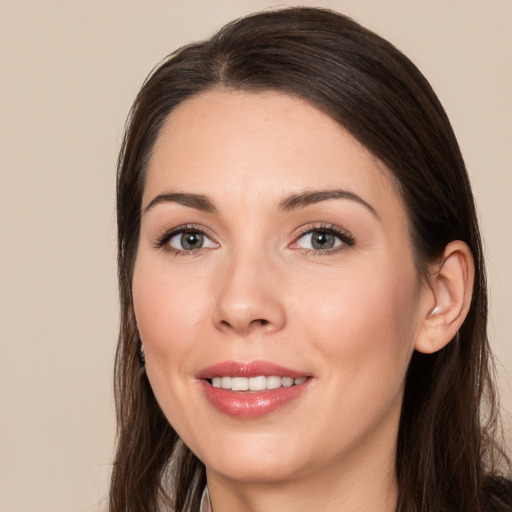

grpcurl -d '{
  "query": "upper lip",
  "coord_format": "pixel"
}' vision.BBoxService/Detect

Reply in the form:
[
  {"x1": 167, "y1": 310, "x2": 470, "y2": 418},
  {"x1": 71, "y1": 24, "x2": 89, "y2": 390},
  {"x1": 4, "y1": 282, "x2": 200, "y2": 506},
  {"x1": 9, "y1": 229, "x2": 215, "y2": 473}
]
[{"x1": 197, "y1": 360, "x2": 310, "y2": 380}]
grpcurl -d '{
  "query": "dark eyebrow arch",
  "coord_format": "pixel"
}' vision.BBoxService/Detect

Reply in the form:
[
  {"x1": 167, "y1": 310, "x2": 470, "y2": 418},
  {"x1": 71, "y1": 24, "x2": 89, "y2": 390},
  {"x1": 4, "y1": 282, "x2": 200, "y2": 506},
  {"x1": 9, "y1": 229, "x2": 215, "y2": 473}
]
[
  {"x1": 143, "y1": 192, "x2": 218, "y2": 214},
  {"x1": 278, "y1": 189, "x2": 379, "y2": 218}
]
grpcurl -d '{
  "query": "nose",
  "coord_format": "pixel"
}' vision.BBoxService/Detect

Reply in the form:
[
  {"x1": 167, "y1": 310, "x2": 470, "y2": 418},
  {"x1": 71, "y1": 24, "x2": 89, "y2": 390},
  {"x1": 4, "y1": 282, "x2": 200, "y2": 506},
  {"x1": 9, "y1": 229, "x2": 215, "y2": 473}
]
[{"x1": 212, "y1": 248, "x2": 287, "y2": 335}]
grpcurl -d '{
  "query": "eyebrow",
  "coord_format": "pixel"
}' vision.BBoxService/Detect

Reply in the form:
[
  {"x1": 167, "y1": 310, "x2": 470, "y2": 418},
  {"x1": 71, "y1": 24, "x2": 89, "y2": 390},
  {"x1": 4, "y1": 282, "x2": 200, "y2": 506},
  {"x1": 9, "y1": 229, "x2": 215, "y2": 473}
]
[
  {"x1": 278, "y1": 189, "x2": 379, "y2": 218},
  {"x1": 143, "y1": 188, "x2": 378, "y2": 218},
  {"x1": 143, "y1": 192, "x2": 218, "y2": 214}
]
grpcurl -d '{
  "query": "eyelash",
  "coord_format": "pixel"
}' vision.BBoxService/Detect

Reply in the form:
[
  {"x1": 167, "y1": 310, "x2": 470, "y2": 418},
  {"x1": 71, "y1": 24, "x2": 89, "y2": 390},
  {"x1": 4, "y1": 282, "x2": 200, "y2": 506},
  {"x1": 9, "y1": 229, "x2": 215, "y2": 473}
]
[
  {"x1": 152, "y1": 223, "x2": 355, "y2": 256},
  {"x1": 291, "y1": 223, "x2": 355, "y2": 256},
  {"x1": 152, "y1": 224, "x2": 218, "y2": 256}
]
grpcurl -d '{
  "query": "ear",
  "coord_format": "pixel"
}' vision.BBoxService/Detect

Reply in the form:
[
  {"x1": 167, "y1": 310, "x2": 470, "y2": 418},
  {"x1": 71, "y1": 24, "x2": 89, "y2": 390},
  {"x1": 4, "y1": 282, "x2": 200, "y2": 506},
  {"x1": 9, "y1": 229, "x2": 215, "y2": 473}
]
[{"x1": 415, "y1": 241, "x2": 475, "y2": 354}]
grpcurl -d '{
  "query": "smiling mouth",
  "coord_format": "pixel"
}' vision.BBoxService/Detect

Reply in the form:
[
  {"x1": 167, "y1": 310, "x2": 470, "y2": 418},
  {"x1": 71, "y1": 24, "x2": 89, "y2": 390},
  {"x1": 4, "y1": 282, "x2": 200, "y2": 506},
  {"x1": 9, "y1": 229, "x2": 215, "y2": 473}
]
[
  {"x1": 208, "y1": 375, "x2": 307, "y2": 391},
  {"x1": 198, "y1": 361, "x2": 311, "y2": 417}
]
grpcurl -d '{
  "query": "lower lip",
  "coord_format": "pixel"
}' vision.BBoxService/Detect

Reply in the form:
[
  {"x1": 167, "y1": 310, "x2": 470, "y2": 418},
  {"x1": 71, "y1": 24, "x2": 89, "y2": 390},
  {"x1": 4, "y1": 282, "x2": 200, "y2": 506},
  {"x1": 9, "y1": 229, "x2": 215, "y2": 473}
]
[{"x1": 200, "y1": 380, "x2": 310, "y2": 418}]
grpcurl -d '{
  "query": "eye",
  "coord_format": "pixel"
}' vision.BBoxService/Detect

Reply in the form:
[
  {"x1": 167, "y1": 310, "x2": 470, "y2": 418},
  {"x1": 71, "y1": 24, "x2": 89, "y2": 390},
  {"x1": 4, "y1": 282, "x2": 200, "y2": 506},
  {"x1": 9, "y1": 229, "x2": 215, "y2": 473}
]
[
  {"x1": 293, "y1": 226, "x2": 354, "y2": 252},
  {"x1": 168, "y1": 230, "x2": 217, "y2": 251},
  {"x1": 153, "y1": 225, "x2": 219, "y2": 254}
]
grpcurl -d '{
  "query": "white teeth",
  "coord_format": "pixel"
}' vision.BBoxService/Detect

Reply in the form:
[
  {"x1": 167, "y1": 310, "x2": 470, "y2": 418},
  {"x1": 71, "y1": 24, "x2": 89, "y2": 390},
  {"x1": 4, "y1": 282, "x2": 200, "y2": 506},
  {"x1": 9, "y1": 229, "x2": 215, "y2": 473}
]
[
  {"x1": 282, "y1": 376, "x2": 294, "y2": 387},
  {"x1": 248, "y1": 376, "x2": 267, "y2": 391},
  {"x1": 267, "y1": 376, "x2": 282, "y2": 389},
  {"x1": 231, "y1": 377, "x2": 249, "y2": 391},
  {"x1": 210, "y1": 375, "x2": 307, "y2": 391}
]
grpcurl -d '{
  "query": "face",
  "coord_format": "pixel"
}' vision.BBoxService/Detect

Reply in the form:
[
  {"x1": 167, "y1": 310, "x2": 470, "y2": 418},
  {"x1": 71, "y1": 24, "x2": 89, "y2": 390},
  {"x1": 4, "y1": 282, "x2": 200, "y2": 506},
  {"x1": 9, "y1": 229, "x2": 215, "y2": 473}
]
[{"x1": 133, "y1": 90, "x2": 429, "y2": 486}]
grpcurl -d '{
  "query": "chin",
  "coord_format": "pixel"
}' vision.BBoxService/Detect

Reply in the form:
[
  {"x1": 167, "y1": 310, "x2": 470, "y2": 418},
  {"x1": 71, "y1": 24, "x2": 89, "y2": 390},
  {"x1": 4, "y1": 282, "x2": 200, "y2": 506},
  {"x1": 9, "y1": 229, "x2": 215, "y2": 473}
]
[
  {"x1": 195, "y1": 433, "x2": 309, "y2": 484},
  {"x1": 206, "y1": 454, "x2": 302, "y2": 484}
]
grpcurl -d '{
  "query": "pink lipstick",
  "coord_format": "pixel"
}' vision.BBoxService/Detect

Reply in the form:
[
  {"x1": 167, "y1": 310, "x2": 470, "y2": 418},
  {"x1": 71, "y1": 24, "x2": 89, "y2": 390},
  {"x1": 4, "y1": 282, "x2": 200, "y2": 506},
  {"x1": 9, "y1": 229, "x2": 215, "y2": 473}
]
[{"x1": 197, "y1": 360, "x2": 311, "y2": 418}]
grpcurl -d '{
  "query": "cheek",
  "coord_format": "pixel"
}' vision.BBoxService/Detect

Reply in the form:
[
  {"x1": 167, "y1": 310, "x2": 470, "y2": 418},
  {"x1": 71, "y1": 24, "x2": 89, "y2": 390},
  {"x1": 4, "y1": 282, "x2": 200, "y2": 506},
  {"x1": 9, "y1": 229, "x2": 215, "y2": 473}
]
[
  {"x1": 293, "y1": 261, "x2": 421, "y2": 383},
  {"x1": 131, "y1": 256, "x2": 213, "y2": 436},
  {"x1": 132, "y1": 255, "x2": 209, "y2": 367}
]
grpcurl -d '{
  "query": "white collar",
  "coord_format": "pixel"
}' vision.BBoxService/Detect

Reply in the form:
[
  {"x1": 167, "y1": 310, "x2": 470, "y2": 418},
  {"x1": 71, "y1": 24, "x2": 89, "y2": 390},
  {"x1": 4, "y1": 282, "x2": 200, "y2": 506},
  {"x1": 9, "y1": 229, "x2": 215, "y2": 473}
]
[{"x1": 199, "y1": 486, "x2": 213, "y2": 512}]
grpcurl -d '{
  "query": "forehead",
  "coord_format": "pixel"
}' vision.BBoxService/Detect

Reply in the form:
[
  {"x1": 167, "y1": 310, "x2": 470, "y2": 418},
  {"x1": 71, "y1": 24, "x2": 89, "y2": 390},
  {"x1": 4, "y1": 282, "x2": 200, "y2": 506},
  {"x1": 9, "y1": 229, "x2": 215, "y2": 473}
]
[{"x1": 144, "y1": 89, "x2": 407, "y2": 226}]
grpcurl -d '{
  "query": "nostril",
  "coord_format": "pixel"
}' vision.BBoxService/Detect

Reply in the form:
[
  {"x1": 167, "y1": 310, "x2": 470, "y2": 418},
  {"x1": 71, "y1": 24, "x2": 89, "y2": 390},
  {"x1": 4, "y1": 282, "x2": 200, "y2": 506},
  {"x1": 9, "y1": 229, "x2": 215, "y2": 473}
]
[{"x1": 219, "y1": 318, "x2": 278, "y2": 332}]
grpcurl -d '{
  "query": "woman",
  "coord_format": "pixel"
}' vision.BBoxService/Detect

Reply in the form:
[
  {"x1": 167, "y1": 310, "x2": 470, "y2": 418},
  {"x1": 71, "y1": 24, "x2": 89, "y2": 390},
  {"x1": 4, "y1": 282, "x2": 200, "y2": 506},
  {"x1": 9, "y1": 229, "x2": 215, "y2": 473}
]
[{"x1": 110, "y1": 7, "x2": 511, "y2": 512}]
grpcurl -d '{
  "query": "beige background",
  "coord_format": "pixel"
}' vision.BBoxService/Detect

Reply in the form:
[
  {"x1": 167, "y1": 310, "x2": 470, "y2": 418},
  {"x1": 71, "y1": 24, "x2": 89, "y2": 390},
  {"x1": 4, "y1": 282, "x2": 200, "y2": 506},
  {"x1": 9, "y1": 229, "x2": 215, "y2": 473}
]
[{"x1": 0, "y1": 1, "x2": 510, "y2": 511}]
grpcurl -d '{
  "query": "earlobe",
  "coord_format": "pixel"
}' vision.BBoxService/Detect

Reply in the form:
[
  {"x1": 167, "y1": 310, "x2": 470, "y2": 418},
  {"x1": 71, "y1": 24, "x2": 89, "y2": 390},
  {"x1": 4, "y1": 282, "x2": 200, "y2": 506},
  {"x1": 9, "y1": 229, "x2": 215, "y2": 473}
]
[{"x1": 415, "y1": 241, "x2": 475, "y2": 354}]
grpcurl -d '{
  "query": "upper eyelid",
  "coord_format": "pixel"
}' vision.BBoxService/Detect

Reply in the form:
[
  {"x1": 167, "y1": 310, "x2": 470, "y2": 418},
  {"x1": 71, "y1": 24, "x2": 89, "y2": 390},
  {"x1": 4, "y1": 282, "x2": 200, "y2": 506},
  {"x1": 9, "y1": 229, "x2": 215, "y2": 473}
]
[
  {"x1": 291, "y1": 223, "x2": 354, "y2": 241},
  {"x1": 153, "y1": 224, "x2": 218, "y2": 248},
  {"x1": 165, "y1": 224, "x2": 215, "y2": 237}
]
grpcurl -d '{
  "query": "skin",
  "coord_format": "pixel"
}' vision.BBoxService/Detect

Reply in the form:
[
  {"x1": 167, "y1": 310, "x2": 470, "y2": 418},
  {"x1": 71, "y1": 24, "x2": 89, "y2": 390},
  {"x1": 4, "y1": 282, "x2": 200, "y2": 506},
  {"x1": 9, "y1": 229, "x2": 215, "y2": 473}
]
[{"x1": 132, "y1": 90, "x2": 443, "y2": 512}]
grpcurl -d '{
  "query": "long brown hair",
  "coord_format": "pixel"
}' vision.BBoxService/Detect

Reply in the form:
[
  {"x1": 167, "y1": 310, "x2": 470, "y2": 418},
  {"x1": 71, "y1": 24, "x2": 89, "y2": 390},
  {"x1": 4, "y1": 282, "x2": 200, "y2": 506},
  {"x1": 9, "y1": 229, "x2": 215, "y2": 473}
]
[{"x1": 111, "y1": 7, "x2": 511, "y2": 511}]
